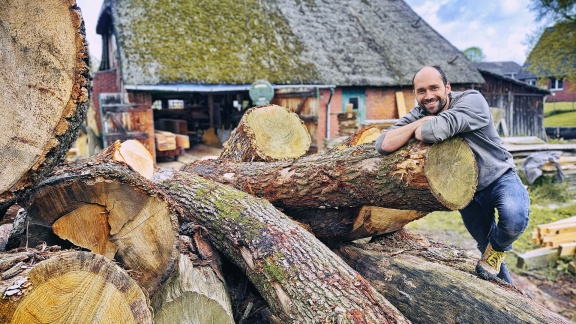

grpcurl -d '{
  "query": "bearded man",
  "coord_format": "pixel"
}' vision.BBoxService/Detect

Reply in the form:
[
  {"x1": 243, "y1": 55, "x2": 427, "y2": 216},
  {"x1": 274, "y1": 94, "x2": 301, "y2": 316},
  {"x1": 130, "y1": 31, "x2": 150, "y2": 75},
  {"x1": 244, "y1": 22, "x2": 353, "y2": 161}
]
[{"x1": 375, "y1": 66, "x2": 530, "y2": 284}]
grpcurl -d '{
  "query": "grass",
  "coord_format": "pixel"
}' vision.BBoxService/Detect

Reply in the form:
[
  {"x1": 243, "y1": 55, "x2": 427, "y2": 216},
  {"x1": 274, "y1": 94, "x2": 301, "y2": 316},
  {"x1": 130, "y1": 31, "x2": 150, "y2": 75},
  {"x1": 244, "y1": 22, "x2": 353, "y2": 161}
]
[
  {"x1": 544, "y1": 101, "x2": 576, "y2": 117},
  {"x1": 543, "y1": 102, "x2": 576, "y2": 126}
]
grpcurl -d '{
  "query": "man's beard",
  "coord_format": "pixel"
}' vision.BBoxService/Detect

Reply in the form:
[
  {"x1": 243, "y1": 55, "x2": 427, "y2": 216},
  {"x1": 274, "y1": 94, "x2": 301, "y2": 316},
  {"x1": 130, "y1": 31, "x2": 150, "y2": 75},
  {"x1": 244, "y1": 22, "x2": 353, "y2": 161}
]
[{"x1": 419, "y1": 95, "x2": 448, "y2": 115}]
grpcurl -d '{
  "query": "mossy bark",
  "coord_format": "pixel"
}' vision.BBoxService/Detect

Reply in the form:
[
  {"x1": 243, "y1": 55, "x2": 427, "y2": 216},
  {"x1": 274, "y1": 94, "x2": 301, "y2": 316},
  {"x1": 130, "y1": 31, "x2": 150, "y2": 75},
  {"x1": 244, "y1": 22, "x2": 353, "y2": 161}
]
[
  {"x1": 184, "y1": 137, "x2": 477, "y2": 212},
  {"x1": 0, "y1": 0, "x2": 90, "y2": 213},
  {"x1": 336, "y1": 230, "x2": 572, "y2": 324},
  {"x1": 153, "y1": 170, "x2": 409, "y2": 323}
]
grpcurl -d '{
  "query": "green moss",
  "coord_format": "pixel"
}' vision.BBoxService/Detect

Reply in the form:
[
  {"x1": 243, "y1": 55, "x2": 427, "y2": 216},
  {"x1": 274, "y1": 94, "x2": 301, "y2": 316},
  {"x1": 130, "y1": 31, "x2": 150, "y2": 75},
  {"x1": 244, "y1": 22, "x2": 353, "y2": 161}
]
[
  {"x1": 114, "y1": 0, "x2": 318, "y2": 84},
  {"x1": 262, "y1": 253, "x2": 288, "y2": 282}
]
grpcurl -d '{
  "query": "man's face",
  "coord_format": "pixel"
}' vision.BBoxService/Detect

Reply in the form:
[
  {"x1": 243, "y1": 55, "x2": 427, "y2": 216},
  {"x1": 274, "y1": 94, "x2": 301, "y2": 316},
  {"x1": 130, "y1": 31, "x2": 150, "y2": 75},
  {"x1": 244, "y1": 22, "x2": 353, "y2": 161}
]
[{"x1": 413, "y1": 67, "x2": 451, "y2": 115}]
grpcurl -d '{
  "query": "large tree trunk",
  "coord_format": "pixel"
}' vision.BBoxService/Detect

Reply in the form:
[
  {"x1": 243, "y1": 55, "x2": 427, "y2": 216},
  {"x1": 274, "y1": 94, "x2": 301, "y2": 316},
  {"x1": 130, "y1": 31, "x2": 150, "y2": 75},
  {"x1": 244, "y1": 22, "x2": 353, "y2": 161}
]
[
  {"x1": 154, "y1": 170, "x2": 410, "y2": 323},
  {"x1": 151, "y1": 235, "x2": 235, "y2": 324},
  {"x1": 220, "y1": 104, "x2": 311, "y2": 162},
  {"x1": 0, "y1": 0, "x2": 90, "y2": 213},
  {"x1": 9, "y1": 160, "x2": 180, "y2": 295},
  {"x1": 0, "y1": 250, "x2": 152, "y2": 323},
  {"x1": 184, "y1": 137, "x2": 478, "y2": 212},
  {"x1": 336, "y1": 230, "x2": 572, "y2": 324}
]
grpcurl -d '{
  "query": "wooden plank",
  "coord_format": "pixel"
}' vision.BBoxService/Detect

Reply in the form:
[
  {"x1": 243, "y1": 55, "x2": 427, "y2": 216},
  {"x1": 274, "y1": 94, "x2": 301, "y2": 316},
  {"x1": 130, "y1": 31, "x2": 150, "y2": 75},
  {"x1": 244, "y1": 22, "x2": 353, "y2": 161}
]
[
  {"x1": 539, "y1": 223, "x2": 576, "y2": 235},
  {"x1": 541, "y1": 232, "x2": 576, "y2": 247},
  {"x1": 516, "y1": 247, "x2": 559, "y2": 270},
  {"x1": 395, "y1": 91, "x2": 407, "y2": 118},
  {"x1": 558, "y1": 242, "x2": 576, "y2": 257}
]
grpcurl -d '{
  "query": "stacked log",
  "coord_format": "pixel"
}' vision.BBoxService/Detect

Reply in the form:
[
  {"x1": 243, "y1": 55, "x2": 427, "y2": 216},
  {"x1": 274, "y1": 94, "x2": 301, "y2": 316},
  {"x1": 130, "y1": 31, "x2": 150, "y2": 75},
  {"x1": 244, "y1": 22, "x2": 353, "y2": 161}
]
[{"x1": 0, "y1": 1, "x2": 572, "y2": 321}]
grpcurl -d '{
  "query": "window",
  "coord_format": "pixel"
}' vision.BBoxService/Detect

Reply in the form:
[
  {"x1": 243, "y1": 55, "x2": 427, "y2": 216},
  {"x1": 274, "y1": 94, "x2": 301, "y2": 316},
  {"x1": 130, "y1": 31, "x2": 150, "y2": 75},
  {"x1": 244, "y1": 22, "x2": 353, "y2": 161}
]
[
  {"x1": 550, "y1": 77, "x2": 563, "y2": 90},
  {"x1": 525, "y1": 79, "x2": 537, "y2": 86},
  {"x1": 348, "y1": 98, "x2": 359, "y2": 110}
]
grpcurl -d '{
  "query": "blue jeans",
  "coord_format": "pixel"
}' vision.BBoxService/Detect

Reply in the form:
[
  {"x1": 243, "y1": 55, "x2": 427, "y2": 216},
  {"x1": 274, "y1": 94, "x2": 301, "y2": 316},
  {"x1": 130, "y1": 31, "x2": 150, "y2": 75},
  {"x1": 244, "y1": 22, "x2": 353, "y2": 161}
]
[{"x1": 460, "y1": 169, "x2": 530, "y2": 282}]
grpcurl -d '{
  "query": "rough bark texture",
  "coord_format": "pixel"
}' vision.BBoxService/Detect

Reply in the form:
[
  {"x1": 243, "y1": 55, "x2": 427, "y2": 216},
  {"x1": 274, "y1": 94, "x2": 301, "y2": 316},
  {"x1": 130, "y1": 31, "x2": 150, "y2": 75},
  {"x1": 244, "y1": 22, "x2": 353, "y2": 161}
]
[
  {"x1": 0, "y1": 250, "x2": 152, "y2": 323},
  {"x1": 285, "y1": 206, "x2": 427, "y2": 242},
  {"x1": 219, "y1": 104, "x2": 311, "y2": 162},
  {"x1": 0, "y1": 0, "x2": 90, "y2": 212},
  {"x1": 152, "y1": 236, "x2": 234, "y2": 324},
  {"x1": 184, "y1": 137, "x2": 477, "y2": 212},
  {"x1": 154, "y1": 169, "x2": 409, "y2": 323},
  {"x1": 336, "y1": 230, "x2": 572, "y2": 324},
  {"x1": 11, "y1": 160, "x2": 180, "y2": 295}
]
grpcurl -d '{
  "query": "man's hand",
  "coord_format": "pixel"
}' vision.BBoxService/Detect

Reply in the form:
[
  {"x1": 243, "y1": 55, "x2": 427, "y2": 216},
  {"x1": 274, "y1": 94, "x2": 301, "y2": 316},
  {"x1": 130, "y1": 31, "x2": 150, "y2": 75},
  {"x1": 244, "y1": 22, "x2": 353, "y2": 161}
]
[{"x1": 380, "y1": 116, "x2": 435, "y2": 153}]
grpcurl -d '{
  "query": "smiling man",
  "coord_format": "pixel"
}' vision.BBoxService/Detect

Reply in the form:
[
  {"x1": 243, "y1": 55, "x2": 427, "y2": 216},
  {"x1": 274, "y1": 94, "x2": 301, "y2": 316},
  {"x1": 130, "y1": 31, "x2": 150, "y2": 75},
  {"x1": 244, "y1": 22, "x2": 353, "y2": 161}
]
[{"x1": 375, "y1": 66, "x2": 530, "y2": 285}]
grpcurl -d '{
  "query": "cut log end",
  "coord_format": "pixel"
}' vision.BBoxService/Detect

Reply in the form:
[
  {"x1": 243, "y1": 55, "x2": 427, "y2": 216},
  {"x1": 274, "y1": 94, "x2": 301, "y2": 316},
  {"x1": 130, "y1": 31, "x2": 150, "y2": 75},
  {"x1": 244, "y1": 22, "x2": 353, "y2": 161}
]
[
  {"x1": 220, "y1": 104, "x2": 311, "y2": 161},
  {"x1": 2, "y1": 251, "x2": 152, "y2": 324},
  {"x1": 20, "y1": 162, "x2": 180, "y2": 295},
  {"x1": 424, "y1": 136, "x2": 478, "y2": 210},
  {"x1": 0, "y1": 0, "x2": 90, "y2": 207}
]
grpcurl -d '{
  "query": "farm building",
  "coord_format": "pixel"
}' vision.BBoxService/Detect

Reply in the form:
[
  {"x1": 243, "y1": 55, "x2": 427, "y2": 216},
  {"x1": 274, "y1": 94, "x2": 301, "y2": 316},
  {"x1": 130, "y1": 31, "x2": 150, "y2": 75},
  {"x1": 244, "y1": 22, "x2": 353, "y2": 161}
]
[{"x1": 92, "y1": 0, "x2": 546, "y2": 158}]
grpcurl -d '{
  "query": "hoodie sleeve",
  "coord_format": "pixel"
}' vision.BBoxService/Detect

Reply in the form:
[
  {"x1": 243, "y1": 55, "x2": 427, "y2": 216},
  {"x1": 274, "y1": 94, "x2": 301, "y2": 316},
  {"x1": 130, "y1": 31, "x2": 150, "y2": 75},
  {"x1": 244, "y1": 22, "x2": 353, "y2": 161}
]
[
  {"x1": 420, "y1": 90, "x2": 490, "y2": 143},
  {"x1": 375, "y1": 106, "x2": 424, "y2": 154}
]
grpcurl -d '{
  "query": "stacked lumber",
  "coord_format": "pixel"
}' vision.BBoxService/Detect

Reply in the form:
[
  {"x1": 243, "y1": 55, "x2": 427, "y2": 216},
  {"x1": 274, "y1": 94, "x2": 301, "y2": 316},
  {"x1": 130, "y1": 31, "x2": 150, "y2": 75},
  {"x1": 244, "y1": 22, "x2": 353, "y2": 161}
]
[
  {"x1": 337, "y1": 111, "x2": 359, "y2": 136},
  {"x1": 518, "y1": 216, "x2": 576, "y2": 271},
  {"x1": 155, "y1": 131, "x2": 177, "y2": 151},
  {"x1": 530, "y1": 216, "x2": 576, "y2": 247}
]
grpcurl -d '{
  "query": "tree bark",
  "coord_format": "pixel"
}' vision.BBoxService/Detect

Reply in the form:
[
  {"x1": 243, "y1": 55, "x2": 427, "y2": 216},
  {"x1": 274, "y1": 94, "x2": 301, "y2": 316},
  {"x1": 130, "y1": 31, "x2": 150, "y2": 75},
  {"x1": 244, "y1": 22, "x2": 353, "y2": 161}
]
[
  {"x1": 10, "y1": 160, "x2": 180, "y2": 295},
  {"x1": 0, "y1": 0, "x2": 90, "y2": 212},
  {"x1": 151, "y1": 235, "x2": 235, "y2": 324},
  {"x1": 0, "y1": 250, "x2": 152, "y2": 323},
  {"x1": 336, "y1": 230, "x2": 572, "y2": 324},
  {"x1": 153, "y1": 170, "x2": 409, "y2": 323},
  {"x1": 184, "y1": 137, "x2": 478, "y2": 212},
  {"x1": 220, "y1": 104, "x2": 311, "y2": 162},
  {"x1": 285, "y1": 206, "x2": 427, "y2": 242}
]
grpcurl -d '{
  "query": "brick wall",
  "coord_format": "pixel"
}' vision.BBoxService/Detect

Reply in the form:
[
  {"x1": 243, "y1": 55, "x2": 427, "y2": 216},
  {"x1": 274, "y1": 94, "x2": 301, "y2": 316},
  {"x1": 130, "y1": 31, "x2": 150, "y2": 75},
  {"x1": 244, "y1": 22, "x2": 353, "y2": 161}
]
[
  {"x1": 92, "y1": 69, "x2": 120, "y2": 132},
  {"x1": 547, "y1": 79, "x2": 576, "y2": 102}
]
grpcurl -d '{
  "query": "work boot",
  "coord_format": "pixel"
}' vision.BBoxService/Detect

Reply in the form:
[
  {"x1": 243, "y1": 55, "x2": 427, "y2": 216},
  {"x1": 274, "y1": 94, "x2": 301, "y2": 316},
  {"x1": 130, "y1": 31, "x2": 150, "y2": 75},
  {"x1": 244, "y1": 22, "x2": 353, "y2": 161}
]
[{"x1": 476, "y1": 243, "x2": 506, "y2": 279}]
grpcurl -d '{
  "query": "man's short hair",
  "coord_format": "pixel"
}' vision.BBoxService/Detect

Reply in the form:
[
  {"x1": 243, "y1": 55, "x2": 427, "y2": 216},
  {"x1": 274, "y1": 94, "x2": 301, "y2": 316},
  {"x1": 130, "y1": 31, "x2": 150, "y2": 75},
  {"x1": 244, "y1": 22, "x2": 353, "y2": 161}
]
[{"x1": 412, "y1": 66, "x2": 448, "y2": 87}]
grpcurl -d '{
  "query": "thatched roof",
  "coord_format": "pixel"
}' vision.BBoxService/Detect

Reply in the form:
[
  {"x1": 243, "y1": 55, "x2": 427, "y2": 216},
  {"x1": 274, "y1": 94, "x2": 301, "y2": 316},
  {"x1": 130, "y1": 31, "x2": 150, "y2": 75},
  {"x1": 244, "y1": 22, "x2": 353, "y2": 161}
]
[{"x1": 97, "y1": 0, "x2": 484, "y2": 86}]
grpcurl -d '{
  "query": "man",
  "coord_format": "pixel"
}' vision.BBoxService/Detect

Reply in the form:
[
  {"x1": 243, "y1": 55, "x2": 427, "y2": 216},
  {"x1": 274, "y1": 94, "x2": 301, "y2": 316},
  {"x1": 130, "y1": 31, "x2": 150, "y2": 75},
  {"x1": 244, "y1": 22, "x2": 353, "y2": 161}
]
[{"x1": 375, "y1": 66, "x2": 529, "y2": 284}]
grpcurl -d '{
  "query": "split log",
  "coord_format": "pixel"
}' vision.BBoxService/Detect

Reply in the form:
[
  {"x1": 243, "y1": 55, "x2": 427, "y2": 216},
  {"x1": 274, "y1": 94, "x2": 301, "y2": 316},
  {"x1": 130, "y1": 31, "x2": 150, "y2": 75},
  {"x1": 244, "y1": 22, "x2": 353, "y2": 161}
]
[
  {"x1": 336, "y1": 230, "x2": 572, "y2": 324},
  {"x1": 286, "y1": 206, "x2": 427, "y2": 241},
  {"x1": 329, "y1": 125, "x2": 382, "y2": 151},
  {"x1": 184, "y1": 137, "x2": 478, "y2": 212},
  {"x1": 104, "y1": 139, "x2": 155, "y2": 179},
  {"x1": 151, "y1": 235, "x2": 234, "y2": 324},
  {"x1": 153, "y1": 170, "x2": 409, "y2": 323},
  {"x1": 219, "y1": 104, "x2": 311, "y2": 162},
  {"x1": 0, "y1": 0, "x2": 90, "y2": 213},
  {"x1": 0, "y1": 250, "x2": 152, "y2": 323},
  {"x1": 9, "y1": 160, "x2": 180, "y2": 295}
]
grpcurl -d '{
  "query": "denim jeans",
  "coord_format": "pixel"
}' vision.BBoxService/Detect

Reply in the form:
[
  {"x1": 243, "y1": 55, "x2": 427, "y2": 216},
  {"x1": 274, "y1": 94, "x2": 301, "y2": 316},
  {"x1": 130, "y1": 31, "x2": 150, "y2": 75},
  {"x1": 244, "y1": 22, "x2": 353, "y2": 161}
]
[{"x1": 460, "y1": 168, "x2": 530, "y2": 282}]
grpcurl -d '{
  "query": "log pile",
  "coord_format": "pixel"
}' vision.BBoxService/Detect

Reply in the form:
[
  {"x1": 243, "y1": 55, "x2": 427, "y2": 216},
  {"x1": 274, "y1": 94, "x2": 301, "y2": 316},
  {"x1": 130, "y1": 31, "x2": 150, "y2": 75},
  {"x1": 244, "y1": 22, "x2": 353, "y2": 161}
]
[{"x1": 0, "y1": 1, "x2": 572, "y2": 322}]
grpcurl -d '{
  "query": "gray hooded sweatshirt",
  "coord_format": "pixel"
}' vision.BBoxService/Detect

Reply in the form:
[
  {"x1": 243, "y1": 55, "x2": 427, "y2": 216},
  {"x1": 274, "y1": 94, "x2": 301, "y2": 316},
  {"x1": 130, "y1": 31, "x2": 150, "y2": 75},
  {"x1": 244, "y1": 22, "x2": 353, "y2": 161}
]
[{"x1": 375, "y1": 90, "x2": 515, "y2": 191}]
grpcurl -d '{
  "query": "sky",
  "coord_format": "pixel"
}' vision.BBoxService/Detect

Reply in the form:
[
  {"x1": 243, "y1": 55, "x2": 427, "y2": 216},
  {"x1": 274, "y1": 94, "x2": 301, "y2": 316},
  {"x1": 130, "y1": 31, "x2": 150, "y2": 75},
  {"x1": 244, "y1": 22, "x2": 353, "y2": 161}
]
[{"x1": 76, "y1": 0, "x2": 539, "y2": 66}]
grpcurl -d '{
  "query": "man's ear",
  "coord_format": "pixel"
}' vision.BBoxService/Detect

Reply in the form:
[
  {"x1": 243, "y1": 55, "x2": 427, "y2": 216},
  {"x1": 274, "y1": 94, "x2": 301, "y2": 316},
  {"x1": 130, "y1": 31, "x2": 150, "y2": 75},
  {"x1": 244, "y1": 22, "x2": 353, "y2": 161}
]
[{"x1": 446, "y1": 82, "x2": 451, "y2": 93}]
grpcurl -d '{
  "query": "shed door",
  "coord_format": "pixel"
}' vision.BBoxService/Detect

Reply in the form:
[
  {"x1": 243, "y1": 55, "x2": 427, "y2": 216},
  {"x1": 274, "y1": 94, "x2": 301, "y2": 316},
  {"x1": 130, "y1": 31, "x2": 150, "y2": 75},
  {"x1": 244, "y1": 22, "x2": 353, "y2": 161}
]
[{"x1": 342, "y1": 89, "x2": 366, "y2": 125}]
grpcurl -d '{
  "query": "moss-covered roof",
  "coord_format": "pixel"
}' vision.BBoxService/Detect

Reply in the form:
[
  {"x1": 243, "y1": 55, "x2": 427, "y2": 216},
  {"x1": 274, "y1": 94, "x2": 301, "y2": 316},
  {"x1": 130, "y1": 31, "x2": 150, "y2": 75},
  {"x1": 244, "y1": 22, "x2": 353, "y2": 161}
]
[{"x1": 99, "y1": 0, "x2": 484, "y2": 86}]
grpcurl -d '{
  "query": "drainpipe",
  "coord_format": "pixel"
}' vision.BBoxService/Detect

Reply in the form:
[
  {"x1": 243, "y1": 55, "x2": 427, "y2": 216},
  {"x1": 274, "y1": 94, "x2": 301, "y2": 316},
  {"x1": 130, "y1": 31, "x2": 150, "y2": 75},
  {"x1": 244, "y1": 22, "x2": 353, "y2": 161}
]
[{"x1": 326, "y1": 87, "x2": 335, "y2": 138}]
